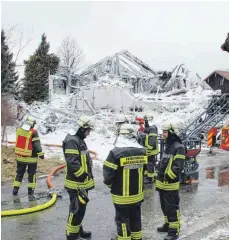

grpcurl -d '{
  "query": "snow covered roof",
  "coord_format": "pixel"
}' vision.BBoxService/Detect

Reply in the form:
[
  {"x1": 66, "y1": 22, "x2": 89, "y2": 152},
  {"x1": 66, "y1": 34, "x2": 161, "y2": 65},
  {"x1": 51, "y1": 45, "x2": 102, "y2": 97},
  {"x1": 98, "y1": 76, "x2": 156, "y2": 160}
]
[
  {"x1": 81, "y1": 75, "x2": 133, "y2": 90},
  {"x1": 203, "y1": 70, "x2": 229, "y2": 82},
  {"x1": 79, "y1": 50, "x2": 157, "y2": 79}
]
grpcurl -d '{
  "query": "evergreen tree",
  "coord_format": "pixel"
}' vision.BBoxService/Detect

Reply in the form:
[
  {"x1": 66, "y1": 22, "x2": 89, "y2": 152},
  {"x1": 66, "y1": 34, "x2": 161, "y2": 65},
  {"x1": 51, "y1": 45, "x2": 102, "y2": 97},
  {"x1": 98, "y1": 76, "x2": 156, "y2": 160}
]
[
  {"x1": 23, "y1": 33, "x2": 59, "y2": 103},
  {"x1": 1, "y1": 30, "x2": 18, "y2": 95}
]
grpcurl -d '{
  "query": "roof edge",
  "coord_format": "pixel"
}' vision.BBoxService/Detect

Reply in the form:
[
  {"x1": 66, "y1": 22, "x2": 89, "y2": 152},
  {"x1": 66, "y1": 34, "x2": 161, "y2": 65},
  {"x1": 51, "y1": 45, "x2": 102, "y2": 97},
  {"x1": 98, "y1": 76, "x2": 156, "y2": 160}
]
[{"x1": 203, "y1": 70, "x2": 229, "y2": 82}]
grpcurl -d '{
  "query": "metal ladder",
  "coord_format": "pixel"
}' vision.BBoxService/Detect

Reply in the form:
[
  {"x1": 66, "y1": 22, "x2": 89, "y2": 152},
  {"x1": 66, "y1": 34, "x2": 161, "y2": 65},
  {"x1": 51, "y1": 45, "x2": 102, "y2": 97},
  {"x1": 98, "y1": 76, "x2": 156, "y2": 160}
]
[{"x1": 181, "y1": 93, "x2": 229, "y2": 140}]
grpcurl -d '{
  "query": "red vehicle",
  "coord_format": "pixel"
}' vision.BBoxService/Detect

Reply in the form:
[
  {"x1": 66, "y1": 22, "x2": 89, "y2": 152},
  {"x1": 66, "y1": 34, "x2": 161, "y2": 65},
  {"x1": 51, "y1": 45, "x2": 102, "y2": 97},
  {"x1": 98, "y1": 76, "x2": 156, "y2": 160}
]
[{"x1": 181, "y1": 139, "x2": 201, "y2": 184}]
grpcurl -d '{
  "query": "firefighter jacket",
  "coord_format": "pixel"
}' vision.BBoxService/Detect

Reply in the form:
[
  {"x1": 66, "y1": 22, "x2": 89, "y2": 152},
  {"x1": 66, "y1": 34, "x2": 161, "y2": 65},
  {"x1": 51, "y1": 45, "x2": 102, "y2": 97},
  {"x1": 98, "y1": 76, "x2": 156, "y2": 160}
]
[
  {"x1": 137, "y1": 132, "x2": 147, "y2": 147},
  {"x1": 103, "y1": 146, "x2": 147, "y2": 205},
  {"x1": 156, "y1": 140, "x2": 185, "y2": 191},
  {"x1": 144, "y1": 119, "x2": 149, "y2": 132},
  {"x1": 63, "y1": 133, "x2": 94, "y2": 191},
  {"x1": 144, "y1": 125, "x2": 159, "y2": 156},
  {"x1": 15, "y1": 127, "x2": 44, "y2": 163}
]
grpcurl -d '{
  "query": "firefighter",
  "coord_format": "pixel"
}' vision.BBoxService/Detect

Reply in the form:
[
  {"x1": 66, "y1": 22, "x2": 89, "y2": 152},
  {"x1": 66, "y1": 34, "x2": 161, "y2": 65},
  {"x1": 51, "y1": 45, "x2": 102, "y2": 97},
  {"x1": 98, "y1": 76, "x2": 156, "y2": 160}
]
[
  {"x1": 13, "y1": 116, "x2": 44, "y2": 196},
  {"x1": 63, "y1": 115, "x2": 95, "y2": 240},
  {"x1": 103, "y1": 124, "x2": 147, "y2": 240},
  {"x1": 143, "y1": 113, "x2": 153, "y2": 133},
  {"x1": 156, "y1": 122, "x2": 185, "y2": 240},
  {"x1": 144, "y1": 116, "x2": 150, "y2": 133},
  {"x1": 143, "y1": 125, "x2": 159, "y2": 184}
]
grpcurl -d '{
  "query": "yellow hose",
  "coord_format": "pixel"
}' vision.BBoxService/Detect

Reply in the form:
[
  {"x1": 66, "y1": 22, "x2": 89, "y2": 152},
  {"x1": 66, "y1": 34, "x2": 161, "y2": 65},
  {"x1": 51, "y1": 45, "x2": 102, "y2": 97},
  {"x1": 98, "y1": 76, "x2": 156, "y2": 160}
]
[
  {"x1": 1, "y1": 147, "x2": 97, "y2": 217},
  {"x1": 1, "y1": 193, "x2": 57, "y2": 217},
  {"x1": 1, "y1": 162, "x2": 64, "y2": 217}
]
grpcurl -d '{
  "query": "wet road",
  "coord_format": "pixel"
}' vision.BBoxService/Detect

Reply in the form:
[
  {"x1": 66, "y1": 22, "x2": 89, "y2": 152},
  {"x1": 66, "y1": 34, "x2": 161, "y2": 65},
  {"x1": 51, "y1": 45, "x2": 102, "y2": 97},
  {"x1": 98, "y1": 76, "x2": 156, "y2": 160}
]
[{"x1": 1, "y1": 151, "x2": 229, "y2": 240}]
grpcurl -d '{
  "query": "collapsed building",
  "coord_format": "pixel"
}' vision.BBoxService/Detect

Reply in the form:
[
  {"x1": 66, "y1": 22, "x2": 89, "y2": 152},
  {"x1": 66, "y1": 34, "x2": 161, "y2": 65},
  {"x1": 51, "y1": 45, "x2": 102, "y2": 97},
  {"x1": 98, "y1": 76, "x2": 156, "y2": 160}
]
[
  {"x1": 49, "y1": 49, "x2": 205, "y2": 98},
  {"x1": 49, "y1": 50, "x2": 158, "y2": 98},
  {"x1": 47, "y1": 49, "x2": 210, "y2": 116},
  {"x1": 79, "y1": 49, "x2": 157, "y2": 93}
]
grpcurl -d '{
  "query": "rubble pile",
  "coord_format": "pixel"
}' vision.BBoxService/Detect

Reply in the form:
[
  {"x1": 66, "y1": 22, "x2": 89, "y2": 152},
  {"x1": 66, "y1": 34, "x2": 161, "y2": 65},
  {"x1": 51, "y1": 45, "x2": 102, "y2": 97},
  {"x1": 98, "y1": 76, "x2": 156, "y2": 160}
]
[{"x1": 15, "y1": 49, "x2": 217, "y2": 139}]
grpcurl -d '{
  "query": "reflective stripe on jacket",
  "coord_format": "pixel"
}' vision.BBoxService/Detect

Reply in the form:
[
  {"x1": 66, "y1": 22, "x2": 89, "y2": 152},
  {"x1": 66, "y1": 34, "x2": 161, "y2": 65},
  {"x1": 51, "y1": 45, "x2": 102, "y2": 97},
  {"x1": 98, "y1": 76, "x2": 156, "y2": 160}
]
[
  {"x1": 15, "y1": 128, "x2": 44, "y2": 163},
  {"x1": 145, "y1": 133, "x2": 159, "y2": 156},
  {"x1": 103, "y1": 146, "x2": 147, "y2": 205},
  {"x1": 156, "y1": 141, "x2": 185, "y2": 191},
  {"x1": 63, "y1": 133, "x2": 94, "y2": 191}
]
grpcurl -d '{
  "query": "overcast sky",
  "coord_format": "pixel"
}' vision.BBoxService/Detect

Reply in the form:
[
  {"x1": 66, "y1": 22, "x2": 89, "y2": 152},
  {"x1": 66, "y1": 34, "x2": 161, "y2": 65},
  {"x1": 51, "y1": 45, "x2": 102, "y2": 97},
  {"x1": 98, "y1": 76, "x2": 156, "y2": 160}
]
[{"x1": 1, "y1": 1, "x2": 229, "y2": 77}]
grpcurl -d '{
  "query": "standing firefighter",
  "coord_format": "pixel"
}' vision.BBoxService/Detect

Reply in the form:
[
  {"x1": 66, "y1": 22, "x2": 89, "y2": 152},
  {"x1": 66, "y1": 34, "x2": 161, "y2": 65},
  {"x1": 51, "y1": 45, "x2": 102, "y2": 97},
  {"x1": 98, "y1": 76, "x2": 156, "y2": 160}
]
[
  {"x1": 103, "y1": 124, "x2": 147, "y2": 240},
  {"x1": 144, "y1": 125, "x2": 159, "y2": 184},
  {"x1": 156, "y1": 122, "x2": 185, "y2": 240},
  {"x1": 13, "y1": 116, "x2": 44, "y2": 196},
  {"x1": 63, "y1": 115, "x2": 95, "y2": 240}
]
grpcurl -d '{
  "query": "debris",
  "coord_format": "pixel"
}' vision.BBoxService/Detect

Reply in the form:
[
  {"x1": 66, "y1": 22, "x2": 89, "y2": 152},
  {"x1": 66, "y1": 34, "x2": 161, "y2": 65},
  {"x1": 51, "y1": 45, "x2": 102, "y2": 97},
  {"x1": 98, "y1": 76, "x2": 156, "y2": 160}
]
[
  {"x1": 3, "y1": 159, "x2": 12, "y2": 164},
  {"x1": 218, "y1": 168, "x2": 229, "y2": 186},
  {"x1": 165, "y1": 89, "x2": 188, "y2": 97}
]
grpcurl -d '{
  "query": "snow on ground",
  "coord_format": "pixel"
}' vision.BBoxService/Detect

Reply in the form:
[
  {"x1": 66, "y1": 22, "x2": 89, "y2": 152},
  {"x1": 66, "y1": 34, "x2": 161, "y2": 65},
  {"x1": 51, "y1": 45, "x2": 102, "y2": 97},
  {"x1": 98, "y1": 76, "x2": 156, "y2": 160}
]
[{"x1": 201, "y1": 227, "x2": 229, "y2": 240}]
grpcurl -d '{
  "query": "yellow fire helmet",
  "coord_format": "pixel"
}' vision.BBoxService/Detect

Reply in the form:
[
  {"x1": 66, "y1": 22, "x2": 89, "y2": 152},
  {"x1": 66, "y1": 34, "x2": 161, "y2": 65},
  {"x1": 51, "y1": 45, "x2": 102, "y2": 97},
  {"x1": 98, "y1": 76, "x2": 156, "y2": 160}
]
[
  {"x1": 161, "y1": 121, "x2": 179, "y2": 134},
  {"x1": 77, "y1": 115, "x2": 95, "y2": 129},
  {"x1": 26, "y1": 116, "x2": 36, "y2": 126}
]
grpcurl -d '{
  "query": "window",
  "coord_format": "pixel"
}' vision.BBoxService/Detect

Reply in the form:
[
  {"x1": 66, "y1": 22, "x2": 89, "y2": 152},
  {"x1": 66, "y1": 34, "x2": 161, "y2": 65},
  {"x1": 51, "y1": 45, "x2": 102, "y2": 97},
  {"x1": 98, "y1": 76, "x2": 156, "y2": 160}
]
[{"x1": 220, "y1": 78, "x2": 224, "y2": 86}]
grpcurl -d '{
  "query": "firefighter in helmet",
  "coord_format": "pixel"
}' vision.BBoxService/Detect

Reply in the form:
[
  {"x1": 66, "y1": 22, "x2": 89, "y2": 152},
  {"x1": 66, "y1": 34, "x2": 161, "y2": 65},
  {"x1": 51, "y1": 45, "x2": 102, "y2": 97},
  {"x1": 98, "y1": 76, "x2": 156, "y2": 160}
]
[
  {"x1": 63, "y1": 115, "x2": 95, "y2": 240},
  {"x1": 143, "y1": 112, "x2": 154, "y2": 133},
  {"x1": 143, "y1": 124, "x2": 159, "y2": 184},
  {"x1": 137, "y1": 114, "x2": 159, "y2": 184},
  {"x1": 156, "y1": 122, "x2": 185, "y2": 240},
  {"x1": 13, "y1": 116, "x2": 44, "y2": 196},
  {"x1": 103, "y1": 124, "x2": 147, "y2": 240}
]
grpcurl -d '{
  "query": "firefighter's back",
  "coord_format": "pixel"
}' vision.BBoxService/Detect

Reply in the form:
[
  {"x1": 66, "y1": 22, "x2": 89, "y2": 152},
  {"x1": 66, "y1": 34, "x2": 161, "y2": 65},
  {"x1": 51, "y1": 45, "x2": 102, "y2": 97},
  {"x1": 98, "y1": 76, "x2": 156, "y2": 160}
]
[{"x1": 110, "y1": 146, "x2": 147, "y2": 205}]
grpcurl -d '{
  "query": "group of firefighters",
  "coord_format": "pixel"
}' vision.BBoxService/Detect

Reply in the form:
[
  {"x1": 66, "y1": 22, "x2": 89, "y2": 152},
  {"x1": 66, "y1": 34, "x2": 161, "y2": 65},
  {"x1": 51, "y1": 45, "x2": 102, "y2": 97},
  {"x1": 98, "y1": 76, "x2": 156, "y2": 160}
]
[{"x1": 13, "y1": 114, "x2": 185, "y2": 240}]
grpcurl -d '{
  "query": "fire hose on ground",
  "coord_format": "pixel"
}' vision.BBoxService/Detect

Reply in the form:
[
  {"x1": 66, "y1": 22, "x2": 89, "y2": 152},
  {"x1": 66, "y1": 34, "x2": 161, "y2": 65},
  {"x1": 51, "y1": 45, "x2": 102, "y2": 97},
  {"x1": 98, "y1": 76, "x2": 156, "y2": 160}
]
[{"x1": 1, "y1": 147, "x2": 98, "y2": 217}]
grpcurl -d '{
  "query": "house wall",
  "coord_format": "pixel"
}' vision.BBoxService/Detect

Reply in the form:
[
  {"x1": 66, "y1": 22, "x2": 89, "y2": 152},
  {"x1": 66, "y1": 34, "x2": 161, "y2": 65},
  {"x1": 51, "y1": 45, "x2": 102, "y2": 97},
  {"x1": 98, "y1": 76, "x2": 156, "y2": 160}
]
[
  {"x1": 73, "y1": 86, "x2": 135, "y2": 112},
  {"x1": 224, "y1": 79, "x2": 229, "y2": 93},
  {"x1": 207, "y1": 73, "x2": 229, "y2": 93}
]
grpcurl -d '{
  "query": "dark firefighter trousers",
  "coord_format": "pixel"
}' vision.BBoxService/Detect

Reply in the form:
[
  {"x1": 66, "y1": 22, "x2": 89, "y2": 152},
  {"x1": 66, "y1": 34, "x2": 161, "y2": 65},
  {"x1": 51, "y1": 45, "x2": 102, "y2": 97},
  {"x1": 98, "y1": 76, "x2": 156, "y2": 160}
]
[
  {"x1": 13, "y1": 161, "x2": 37, "y2": 189},
  {"x1": 66, "y1": 190, "x2": 88, "y2": 238},
  {"x1": 114, "y1": 203, "x2": 142, "y2": 240},
  {"x1": 145, "y1": 155, "x2": 156, "y2": 180},
  {"x1": 158, "y1": 189, "x2": 180, "y2": 237}
]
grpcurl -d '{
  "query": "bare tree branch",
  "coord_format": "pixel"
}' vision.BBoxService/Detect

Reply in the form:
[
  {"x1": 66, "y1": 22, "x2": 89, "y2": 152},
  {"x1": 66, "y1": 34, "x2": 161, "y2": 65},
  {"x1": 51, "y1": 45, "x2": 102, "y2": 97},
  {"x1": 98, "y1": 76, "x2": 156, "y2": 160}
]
[
  {"x1": 14, "y1": 27, "x2": 35, "y2": 64},
  {"x1": 5, "y1": 24, "x2": 21, "y2": 41},
  {"x1": 4, "y1": 24, "x2": 35, "y2": 65},
  {"x1": 2, "y1": 24, "x2": 35, "y2": 96},
  {"x1": 57, "y1": 36, "x2": 85, "y2": 71}
]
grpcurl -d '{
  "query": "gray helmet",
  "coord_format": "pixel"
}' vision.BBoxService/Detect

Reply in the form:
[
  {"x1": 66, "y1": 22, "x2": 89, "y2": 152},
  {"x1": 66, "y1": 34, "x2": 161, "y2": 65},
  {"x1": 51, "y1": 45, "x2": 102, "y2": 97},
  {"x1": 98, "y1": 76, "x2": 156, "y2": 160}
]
[
  {"x1": 77, "y1": 115, "x2": 95, "y2": 129},
  {"x1": 119, "y1": 124, "x2": 136, "y2": 135},
  {"x1": 25, "y1": 116, "x2": 36, "y2": 126},
  {"x1": 161, "y1": 121, "x2": 179, "y2": 134}
]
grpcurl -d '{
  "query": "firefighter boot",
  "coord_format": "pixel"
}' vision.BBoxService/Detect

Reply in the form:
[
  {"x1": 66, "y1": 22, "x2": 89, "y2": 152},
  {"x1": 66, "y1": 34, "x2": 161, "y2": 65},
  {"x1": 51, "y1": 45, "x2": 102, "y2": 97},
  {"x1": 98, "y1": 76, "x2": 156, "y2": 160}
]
[
  {"x1": 66, "y1": 234, "x2": 80, "y2": 240},
  {"x1": 164, "y1": 235, "x2": 178, "y2": 240},
  {"x1": 157, "y1": 223, "x2": 169, "y2": 233},
  {"x1": 12, "y1": 186, "x2": 19, "y2": 196},
  {"x1": 28, "y1": 188, "x2": 34, "y2": 195},
  {"x1": 80, "y1": 226, "x2": 91, "y2": 239}
]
